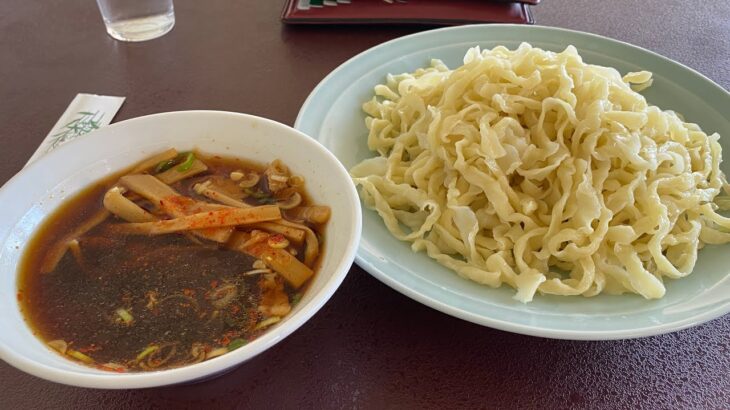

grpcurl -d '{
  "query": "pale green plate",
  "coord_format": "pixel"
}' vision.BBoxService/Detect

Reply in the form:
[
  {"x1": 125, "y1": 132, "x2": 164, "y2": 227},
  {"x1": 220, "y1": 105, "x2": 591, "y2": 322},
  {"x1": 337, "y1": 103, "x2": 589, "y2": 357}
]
[{"x1": 295, "y1": 25, "x2": 730, "y2": 340}]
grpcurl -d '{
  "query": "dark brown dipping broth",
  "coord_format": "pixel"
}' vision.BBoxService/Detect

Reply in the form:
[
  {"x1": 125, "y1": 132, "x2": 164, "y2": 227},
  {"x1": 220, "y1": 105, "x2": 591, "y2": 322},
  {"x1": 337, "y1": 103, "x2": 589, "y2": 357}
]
[{"x1": 18, "y1": 153, "x2": 325, "y2": 372}]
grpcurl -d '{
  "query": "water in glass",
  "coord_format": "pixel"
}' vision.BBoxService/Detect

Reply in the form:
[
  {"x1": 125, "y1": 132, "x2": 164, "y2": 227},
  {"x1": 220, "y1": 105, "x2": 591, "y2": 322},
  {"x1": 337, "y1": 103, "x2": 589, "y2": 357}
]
[{"x1": 96, "y1": 0, "x2": 175, "y2": 42}]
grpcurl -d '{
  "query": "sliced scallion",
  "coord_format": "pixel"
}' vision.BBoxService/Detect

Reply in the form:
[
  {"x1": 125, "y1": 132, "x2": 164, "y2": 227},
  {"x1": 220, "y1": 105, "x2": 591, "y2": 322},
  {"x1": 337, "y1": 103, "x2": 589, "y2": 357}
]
[
  {"x1": 228, "y1": 338, "x2": 248, "y2": 351},
  {"x1": 154, "y1": 158, "x2": 177, "y2": 173},
  {"x1": 177, "y1": 152, "x2": 195, "y2": 172},
  {"x1": 67, "y1": 349, "x2": 94, "y2": 364},
  {"x1": 136, "y1": 345, "x2": 159, "y2": 361},
  {"x1": 115, "y1": 308, "x2": 133, "y2": 324}
]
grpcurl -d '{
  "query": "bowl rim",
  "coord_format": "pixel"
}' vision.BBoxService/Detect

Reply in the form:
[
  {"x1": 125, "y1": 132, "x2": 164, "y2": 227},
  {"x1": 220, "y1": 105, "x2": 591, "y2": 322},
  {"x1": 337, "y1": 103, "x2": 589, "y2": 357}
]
[{"x1": 0, "y1": 110, "x2": 362, "y2": 388}]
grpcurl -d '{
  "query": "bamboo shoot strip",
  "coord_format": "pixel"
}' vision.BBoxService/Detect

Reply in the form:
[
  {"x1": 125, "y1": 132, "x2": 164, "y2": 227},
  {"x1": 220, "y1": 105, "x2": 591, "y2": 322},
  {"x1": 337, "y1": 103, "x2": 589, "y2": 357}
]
[
  {"x1": 194, "y1": 182, "x2": 251, "y2": 208},
  {"x1": 250, "y1": 222, "x2": 305, "y2": 244},
  {"x1": 103, "y1": 188, "x2": 156, "y2": 223},
  {"x1": 40, "y1": 209, "x2": 110, "y2": 273},
  {"x1": 193, "y1": 182, "x2": 309, "y2": 245},
  {"x1": 120, "y1": 174, "x2": 177, "y2": 202},
  {"x1": 244, "y1": 242, "x2": 313, "y2": 288},
  {"x1": 275, "y1": 219, "x2": 320, "y2": 266},
  {"x1": 120, "y1": 175, "x2": 233, "y2": 242},
  {"x1": 156, "y1": 159, "x2": 208, "y2": 185},
  {"x1": 157, "y1": 195, "x2": 235, "y2": 243},
  {"x1": 113, "y1": 206, "x2": 282, "y2": 235},
  {"x1": 159, "y1": 194, "x2": 232, "y2": 214}
]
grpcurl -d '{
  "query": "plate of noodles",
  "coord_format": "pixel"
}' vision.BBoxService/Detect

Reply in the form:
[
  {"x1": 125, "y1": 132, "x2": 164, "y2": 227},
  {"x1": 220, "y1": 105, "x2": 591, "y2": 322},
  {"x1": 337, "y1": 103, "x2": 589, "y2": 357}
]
[{"x1": 295, "y1": 25, "x2": 730, "y2": 339}]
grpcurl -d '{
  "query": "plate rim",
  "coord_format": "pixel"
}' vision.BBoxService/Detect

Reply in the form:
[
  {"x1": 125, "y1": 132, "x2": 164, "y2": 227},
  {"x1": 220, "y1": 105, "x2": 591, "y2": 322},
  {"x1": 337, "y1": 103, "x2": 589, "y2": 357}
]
[{"x1": 295, "y1": 24, "x2": 730, "y2": 340}]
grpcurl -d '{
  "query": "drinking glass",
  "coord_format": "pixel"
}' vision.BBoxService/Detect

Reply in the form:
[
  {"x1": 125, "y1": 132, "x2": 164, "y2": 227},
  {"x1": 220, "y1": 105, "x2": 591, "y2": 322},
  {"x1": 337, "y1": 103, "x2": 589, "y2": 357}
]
[{"x1": 95, "y1": 0, "x2": 175, "y2": 42}]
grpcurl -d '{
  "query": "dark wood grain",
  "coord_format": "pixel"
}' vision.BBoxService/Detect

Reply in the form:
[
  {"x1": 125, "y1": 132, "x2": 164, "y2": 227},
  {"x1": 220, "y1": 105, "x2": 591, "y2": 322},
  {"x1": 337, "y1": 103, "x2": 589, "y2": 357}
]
[{"x1": 1, "y1": 0, "x2": 729, "y2": 408}]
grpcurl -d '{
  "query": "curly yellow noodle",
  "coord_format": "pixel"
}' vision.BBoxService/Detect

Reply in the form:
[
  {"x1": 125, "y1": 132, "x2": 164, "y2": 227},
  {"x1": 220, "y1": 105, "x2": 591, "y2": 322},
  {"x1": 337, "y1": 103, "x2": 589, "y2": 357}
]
[{"x1": 350, "y1": 43, "x2": 729, "y2": 303}]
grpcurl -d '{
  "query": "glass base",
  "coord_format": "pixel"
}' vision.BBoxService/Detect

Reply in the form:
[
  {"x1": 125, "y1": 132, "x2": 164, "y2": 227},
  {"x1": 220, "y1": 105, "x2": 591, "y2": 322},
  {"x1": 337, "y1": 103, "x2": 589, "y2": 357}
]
[{"x1": 104, "y1": 12, "x2": 175, "y2": 42}]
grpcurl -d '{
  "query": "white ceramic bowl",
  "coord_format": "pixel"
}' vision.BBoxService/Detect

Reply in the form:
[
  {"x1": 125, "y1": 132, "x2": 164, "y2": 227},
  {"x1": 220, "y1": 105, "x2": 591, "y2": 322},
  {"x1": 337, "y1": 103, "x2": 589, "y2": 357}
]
[{"x1": 0, "y1": 111, "x2": 362, "y2": 388}]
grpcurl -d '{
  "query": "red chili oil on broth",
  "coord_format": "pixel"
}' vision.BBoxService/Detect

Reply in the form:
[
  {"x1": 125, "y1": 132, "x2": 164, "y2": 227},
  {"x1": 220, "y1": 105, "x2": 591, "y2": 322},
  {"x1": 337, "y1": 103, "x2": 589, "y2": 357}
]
[{"x1": 17, "y1": 151, "x2": 328, "y2": 372}]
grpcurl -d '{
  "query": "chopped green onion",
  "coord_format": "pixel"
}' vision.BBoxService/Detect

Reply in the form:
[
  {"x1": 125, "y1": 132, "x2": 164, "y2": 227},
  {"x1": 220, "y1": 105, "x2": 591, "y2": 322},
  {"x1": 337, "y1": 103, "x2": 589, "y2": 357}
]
[
  {"x1": 291, "y1": 293, "x2": 302, "y2": 306},
  {"x1": 254, "y1": 316, "x2": 281, "y2": 330},
  {"x1": 67, "y1": 349, "x2": 94, "y2": 364},
  {"x1": 154, "y1": 158, "x2": 177, "y2": 173},
  {"x1": 228, "y1": 338, "x2": 248, "y2": 351},
  {"x1": 177, "y1": 152, "x2": 195, "y2": 172},
  {"x1": 136, "y1": 345, "x2": 159, "y2": 361},
  {"x1": 115, "y1": 308, "x2": 133, "y2": 324}
]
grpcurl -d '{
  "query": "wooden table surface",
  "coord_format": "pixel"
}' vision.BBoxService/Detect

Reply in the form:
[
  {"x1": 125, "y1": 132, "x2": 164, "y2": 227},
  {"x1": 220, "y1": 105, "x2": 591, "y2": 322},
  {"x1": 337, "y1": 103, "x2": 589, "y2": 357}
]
[{"x1": 1, "y1": 1, "x2": 729, "y2": 408}]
